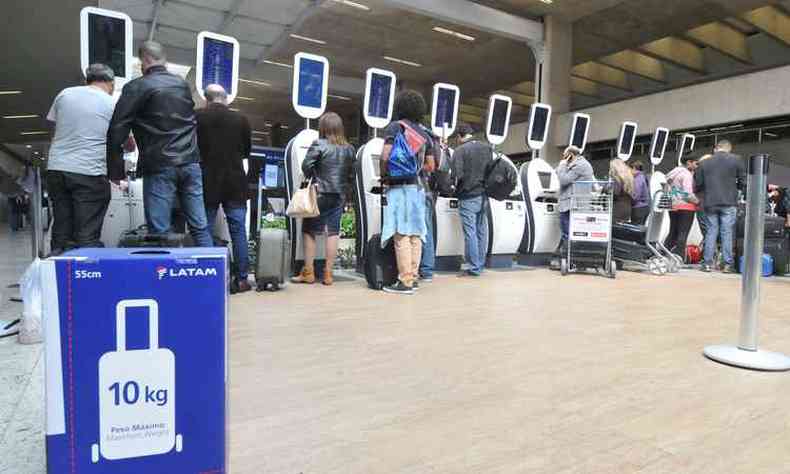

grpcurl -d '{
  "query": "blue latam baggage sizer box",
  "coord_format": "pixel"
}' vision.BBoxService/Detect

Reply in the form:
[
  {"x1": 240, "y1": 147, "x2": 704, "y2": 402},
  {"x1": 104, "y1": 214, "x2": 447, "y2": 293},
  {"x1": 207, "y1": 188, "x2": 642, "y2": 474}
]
[{"x1": 42, "y1": 248, "x2": 228, "y2": 474}]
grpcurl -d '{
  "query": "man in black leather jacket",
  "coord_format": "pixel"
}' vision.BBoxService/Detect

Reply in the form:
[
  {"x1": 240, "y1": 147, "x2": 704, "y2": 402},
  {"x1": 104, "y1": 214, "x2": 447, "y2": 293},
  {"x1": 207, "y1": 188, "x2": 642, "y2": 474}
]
[{"x1": 106, "y1": 41, "x2": 213, "y2": 246}]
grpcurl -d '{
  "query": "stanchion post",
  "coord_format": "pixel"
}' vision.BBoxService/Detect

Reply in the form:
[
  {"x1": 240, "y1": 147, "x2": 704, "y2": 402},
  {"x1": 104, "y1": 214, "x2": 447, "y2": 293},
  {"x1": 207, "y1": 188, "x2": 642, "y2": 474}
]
[{"x1": 703, "y1": 154, "x2": 790, "y2": 371}]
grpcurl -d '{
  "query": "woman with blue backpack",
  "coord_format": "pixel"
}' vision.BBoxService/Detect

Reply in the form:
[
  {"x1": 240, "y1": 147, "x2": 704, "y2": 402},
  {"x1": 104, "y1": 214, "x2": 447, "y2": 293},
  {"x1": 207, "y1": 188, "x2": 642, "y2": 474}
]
[{"x1": 378, "y1": 90, "x2": 436, "y2": 295}]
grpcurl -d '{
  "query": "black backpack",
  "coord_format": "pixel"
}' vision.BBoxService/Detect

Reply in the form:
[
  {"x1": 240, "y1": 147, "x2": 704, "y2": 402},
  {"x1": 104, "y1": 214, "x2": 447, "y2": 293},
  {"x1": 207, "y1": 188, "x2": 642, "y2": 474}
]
[{"x1": 484, "y1": 156, "x2": 518, "y2": 201}]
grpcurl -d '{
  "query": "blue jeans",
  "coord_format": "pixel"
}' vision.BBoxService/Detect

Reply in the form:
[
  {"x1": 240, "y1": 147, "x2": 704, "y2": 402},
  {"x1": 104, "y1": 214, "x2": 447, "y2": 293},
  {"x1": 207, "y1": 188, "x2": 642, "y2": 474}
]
[
  {"x1": 459, "y1": 195, "x2": 489, "y2": 275},
  {"x1": 560, "y1": 211, "x2": 570, "y2": 243},
  {"x1": 703, "y1": 206, "x2": 737, "y2": 266},
  {"x1": 420, "y1": 195, "x2": 435, "y2": 278},
  {"x1": 206, "y1": 204, "x2": 249, "y2": 279},
  {"x1": 143, "y1": 163, "x2": 213, "y2": 247}
]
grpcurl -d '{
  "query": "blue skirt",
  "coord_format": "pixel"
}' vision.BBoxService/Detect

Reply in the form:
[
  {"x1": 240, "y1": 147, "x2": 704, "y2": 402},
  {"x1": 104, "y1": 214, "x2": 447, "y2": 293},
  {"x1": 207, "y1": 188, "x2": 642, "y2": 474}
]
[{"x1": 382, "y1": 185, "x2": 427, "y2": 245}]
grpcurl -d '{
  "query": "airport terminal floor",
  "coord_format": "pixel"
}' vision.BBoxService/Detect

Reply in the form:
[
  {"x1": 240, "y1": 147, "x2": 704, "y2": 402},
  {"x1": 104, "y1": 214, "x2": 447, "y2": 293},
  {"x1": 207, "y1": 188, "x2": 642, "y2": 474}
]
[{"x1": 3, "y1": 226, "x2": 790, "y2": 473}]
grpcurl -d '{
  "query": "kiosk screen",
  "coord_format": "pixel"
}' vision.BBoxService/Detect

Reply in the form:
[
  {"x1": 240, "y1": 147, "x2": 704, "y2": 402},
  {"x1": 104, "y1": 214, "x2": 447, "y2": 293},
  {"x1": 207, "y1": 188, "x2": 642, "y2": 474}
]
[
  {"x1": 490, "y1": 98, "x2": 509, "y2": 136},
  {"x1": 530, "y1": 107, "x2": 549, "y2": 142},
  {"x1": 88, "y1": 13, "x2": 126, "y2": 77},
  {"x1": 682, "y1": 135, "x2": 695, "y2": 153},
  {"x1": 620, "y1": 125, "x2": 636, "y2": 156},
  {"x1": 434, "y1": 88, "x2": 457, "y2": 129},
  {"x1": 572, "y1": 116, "x2": 589, "y2": 149},
  {"x1": 298, "y1": 57, "x2": 325, "y2": 109},
  {"x1": 368, "y1": 73, "x2": 392, "y2": 119},
  {"x1": 651, "y1": 129, "x2": 668, "y2": 159},
  {"x1": 201, "y1": 37, "x2": 234, "y2": 93},
  {"x1": 538, "y1": 172, "x2": 552, "y2": 190}
]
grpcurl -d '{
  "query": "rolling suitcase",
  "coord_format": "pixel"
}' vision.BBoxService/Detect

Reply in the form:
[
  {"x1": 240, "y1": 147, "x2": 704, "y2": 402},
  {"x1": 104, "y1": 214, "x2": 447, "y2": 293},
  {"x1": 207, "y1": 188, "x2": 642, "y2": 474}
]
[
  {"x1": 612, "y1": 222, "x2": 646, "y2": 243},
  {"x1": 364, "y1": 193, "x2": 398, "y2": 290},
  {"x1": 255, "y1": 175, "x2": 291, "y2": 291},
  {"x1": 119, "y1": 225, "x2": 186, "y2": 248}
]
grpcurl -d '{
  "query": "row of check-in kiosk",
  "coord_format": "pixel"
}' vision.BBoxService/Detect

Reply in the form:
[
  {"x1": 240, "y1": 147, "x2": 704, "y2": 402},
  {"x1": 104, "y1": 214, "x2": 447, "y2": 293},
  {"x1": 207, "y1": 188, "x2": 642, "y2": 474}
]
[
  {"x1": 79, "y1": 6, "x2": 701, "y2": 270},
  {"x1": 281, "y1": 53, "x2": 704, "y2": 273}
]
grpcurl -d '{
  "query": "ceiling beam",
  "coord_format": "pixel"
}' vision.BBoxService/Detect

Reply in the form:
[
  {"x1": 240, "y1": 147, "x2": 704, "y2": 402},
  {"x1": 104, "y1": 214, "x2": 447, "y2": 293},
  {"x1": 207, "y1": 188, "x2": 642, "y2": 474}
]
[
  {"x1": 459, "y1": 113, "x2": 484, "y2": 125},
  {"x1": 467, "y1": 98, "x2": 490, "y2": 109},
  {"x1": 598, "y1": 50, "x2": 666, "y2": 83},
  {"x1": 509, "y1": 81, "x2": 535, "y2": 96},
  {"x1": 685, "y1": 22, "x2": 752, "y2": 64},
  {"x1": 571, "y1": 62, "x2": 631, "y2": 91},
  {"x1": 380, "y1": 0, "x2": 543, "y2": 43},
  {"x1": 570, "y1": 77, "x2": 599, "y2": 98},
  {"x1": 740, "y1": 6, "x2": 790, "y2": 48},
  {"x1": 257, "y1": 0, "x2": 329, "y2": 65},
  {"x1": 495, "y1": 90, "x2": 535, "y2": 107},
  {"x1": 460, "y1": 104, "x2": 485, "y2": 115},
  {"x1": 217, "y1": 0, "x2": 246, "y2": 33},
  {"x1": 638, "y1": 37, "x2": 706, "y2": 74},
  {"x1": 148, "y1": 0, "x2": 165, "y2": 41}
]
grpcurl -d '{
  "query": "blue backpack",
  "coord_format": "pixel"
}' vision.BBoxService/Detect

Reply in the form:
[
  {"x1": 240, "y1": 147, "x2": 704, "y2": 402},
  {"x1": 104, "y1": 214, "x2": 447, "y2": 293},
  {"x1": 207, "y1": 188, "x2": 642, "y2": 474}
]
[{"x1": 387, "y1": 121, "x2": 426, "y2": 178}]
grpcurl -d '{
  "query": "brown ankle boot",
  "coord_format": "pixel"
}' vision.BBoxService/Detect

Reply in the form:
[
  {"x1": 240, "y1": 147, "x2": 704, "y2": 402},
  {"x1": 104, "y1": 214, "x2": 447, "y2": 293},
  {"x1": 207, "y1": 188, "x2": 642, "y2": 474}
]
[
  {"x1": 322, "y1": 268, "x2": 334, "y2": 286},
  {"x1": 291, "y1": 266, "x2": 315, "y2": 284}
]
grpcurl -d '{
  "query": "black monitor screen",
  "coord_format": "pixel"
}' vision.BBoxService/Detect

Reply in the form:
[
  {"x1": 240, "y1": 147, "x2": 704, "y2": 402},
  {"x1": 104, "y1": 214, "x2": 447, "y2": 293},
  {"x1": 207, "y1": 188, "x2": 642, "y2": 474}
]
[
  {"x1": 538, "y1": 172, "x2": 552, "y2": 189},
  {"x1": 297, "y1": 58, "x2": 324, "y2": 109},
  {"x1": 652, "y1": 130, "x2": 668, "y2": 159},
  {"x1": 682, "y1": 136, "x2": 695, "y2": 153},
  {"x1": 571, "y1": 116, "x2": 589, "y2": 149},
  {"x1": 202, "y1": 37, "x2": 234, "y2": 93},
  {"x1": 368, "y1": 74, "x2": 392, "y2": 119},
  {"x1": 530, "y1": 106, "x2": 549, "y2": 142},
  {"x1": 88, "y1": 13, "x2": 126, "y2": 78},
  {"x1": 490, "y1": 99, "x2": 509, "y2": 136},
  {"x1": 619, "y1": 125, "x2": 636, "y2": 156},
  {"x1": 434, "y1": 88, "x2": 457, "y2": 129}
]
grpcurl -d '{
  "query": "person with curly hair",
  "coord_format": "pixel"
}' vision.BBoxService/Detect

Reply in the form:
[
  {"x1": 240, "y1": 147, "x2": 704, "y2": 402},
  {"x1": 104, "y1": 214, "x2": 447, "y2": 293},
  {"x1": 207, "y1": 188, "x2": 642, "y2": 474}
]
[{"x1": 378, "y1": 90, "x2": 436, "y2": 295}]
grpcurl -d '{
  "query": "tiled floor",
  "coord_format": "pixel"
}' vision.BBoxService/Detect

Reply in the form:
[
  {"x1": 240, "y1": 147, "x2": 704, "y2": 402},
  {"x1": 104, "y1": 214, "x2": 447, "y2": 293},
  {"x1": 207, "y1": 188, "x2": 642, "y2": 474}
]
[{"x1": 1, "y1": 227, "x2": 789, "y2": 473}]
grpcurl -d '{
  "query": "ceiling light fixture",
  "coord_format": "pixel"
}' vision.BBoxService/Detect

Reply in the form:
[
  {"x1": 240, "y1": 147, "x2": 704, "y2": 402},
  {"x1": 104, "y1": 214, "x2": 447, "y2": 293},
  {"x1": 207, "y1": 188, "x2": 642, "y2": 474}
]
[
  {"x1": 230, "y1": 108, "x2": 241, "y2": 112},
  {"x1": 539, "y1": 0, "x2": 553, "y2": 4},
  {"x1": 263, "y1": 60, "x2": 293, "y2": 69},
  {"x1": 290, "y1": 34, "x2": 327, "y2": 45},
  {"x1": 235, "y1": 96, "x2": 256, "y2": 101},
  {"x1": 383, "y1": 56, "x2": 422, "y2": 67},
  {"x1": 20, "y1": 131, "x2": 48, "y2": 135},
  {"x1": 432, "y1": 26, "x2": 476, "y2": 41},
  {"x1": 0, "y1": 90, "x2": 23, "y2": 95},
  {"x1": 26, "y1": 145, "x2": 32, "y2": 148},
  {"x1": 252, "y1": 130, "x2": 269, "y2": 135},
  {"x1": 328, "y1": 94, "x2": 352, "y2": 101},
  {"x1": 239, "y1": 78, "x2": 272, "y2": 87},
  {"x1": 3, "y1": 114, "x2": 39, "y2": 119},
  {"x1": 332, "y1": 0, "x2": 370, "y2": 11},
  {"x1": 280, "y1": 125, "x2": 290, "y2": 129}
]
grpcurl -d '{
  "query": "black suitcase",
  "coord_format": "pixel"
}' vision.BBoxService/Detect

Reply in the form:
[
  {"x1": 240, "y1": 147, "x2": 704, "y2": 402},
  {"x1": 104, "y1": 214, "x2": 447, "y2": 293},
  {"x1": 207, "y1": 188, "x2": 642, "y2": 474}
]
[
  {"x1": 612, "y1": 238, "x2": 652, "y2": 262},
  {"x1": 364, "y1": 234, "x2": 398, "y2": 290},
  {"x1": 735, "y1": 237, "x2": 788, "y2": 275},
  {"x1": 612, "y1": 223, "x2": 647, "y2": 243},
  {"x1": 736, "y1": 204, "x2": 785, "y2": 239},
  {"x1": 119, "y1": 225, "x2": 186, "y2": 248}
]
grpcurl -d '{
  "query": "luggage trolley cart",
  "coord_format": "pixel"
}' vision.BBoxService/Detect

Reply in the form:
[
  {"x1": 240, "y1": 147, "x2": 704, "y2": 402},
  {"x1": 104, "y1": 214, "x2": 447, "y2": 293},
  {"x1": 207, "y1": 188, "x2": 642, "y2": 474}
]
[
  {"x1": 561, "y1": 180, "x2": 616, "y2": 278},
  {"x1": 612, "y1": 188, "x2": 682, "y2": 275}
]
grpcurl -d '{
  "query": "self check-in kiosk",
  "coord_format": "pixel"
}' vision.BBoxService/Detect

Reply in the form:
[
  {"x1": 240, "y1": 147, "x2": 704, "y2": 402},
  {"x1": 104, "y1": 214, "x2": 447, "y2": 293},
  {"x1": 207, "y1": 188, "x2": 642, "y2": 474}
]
[
  {"x1": 518, "y1": 103, "x2": 561, "y2": 265},
  {"x1": 80, "y1": 7, "x2": 133, "y2": 93},
  {"x1": 431, "y1": 83, "x2": 465, "y2": 271},
  {"x1": 648, "y1": 127, "x2": 672, "y2": 241},
  {"x1": 284, "y1": 52, "x2": 327, "y2": 272},
  {"x1": 676, "y1": 133, "x2": 704, "y2": 245},
  {"x1": 617, "y1": 121, "x2": 638, "y2": 161},
  {"x1": 485, "y1": 95, "x2": 526, "y2": 268},
  {"x1": 354, "y1": 68, "x2": 397, "y2": 273}
]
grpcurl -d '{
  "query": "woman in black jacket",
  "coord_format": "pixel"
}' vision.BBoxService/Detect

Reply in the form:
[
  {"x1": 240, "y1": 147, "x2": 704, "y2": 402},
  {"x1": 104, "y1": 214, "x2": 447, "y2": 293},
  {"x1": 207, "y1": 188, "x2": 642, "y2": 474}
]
[{"x1": 292, "y1": 112, "x2": 356, "y2": 286}]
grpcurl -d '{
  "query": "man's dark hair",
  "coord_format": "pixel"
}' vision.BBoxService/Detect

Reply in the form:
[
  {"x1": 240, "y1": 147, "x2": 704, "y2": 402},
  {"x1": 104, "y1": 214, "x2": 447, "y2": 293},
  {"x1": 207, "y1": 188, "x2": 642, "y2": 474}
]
[
  {"x1": 715, "y1": 139, "x2": 733, "y2": 151},
  {"x1": 456, "y1": 122, "x2": 474, "y2": 137},
  {"x1": 681, "y1": 155, "x2": 699, "y2": 165},
  {"x1": 85, "y1": 63, "x2": 115, "y2": 84},
  {"x1": 394, "y1": 89, "x2": 427, "y2": 122},
  {"x1": 630, "y1": 159, "x2": 645, "y2": 171}
]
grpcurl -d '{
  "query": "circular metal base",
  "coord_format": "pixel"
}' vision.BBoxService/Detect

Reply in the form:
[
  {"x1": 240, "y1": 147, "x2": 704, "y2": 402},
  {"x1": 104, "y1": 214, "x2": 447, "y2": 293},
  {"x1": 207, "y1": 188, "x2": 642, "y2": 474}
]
[{"x1": 703, "y1": 345, "x2": 790, "y2": 372}]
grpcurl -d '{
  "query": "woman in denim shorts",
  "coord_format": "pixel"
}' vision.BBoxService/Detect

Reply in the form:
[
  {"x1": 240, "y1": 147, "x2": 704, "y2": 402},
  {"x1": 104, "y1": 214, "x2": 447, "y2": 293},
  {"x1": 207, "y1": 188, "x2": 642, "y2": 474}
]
[{"x1": 291, "y1": 112, "x2": 356, "y2": 285}]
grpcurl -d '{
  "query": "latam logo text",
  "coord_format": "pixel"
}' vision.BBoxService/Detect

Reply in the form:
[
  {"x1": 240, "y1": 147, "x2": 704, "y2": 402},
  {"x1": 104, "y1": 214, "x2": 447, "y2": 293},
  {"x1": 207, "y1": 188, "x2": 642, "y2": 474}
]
[{"x1": 156, "y1": 266, "x2": 218, "y2": 280}]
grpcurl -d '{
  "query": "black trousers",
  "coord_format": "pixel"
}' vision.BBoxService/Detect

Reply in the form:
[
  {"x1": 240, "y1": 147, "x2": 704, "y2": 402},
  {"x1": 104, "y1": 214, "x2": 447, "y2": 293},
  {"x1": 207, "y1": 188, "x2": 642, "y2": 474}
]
[
  {"x1": 665, "y1": 210, "x2": 695, "y2": 258},
  {"x1": 47, "y1": 170, "x2": 111, "y2": 251},
  {"x1": 631, "y1": 206, "x2": 650, "y2": 225}
]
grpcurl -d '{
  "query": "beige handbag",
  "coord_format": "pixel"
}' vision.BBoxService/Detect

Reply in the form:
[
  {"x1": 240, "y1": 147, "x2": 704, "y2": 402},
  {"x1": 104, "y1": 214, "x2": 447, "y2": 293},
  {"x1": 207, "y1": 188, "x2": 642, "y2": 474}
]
[{"x1": 286, "y1": 178, "x2": 320, "y2": 218}]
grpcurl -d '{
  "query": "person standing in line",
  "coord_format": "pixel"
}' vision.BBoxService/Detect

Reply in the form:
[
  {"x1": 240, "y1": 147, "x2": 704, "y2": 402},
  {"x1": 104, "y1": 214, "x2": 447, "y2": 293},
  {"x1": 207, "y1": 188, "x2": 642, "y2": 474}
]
[
  {"x1": 630, "y1": 160, "x2": 651, "y2": 224},
  {"x1": 694, "y1": 140, "x2": 745, "y2": 273},
  {"x1": 609, "y1": 158, "x2": 635, "y2": 223},
  {"x1": 291, "y1": 112, "x2": 356, "y2": 286},
  {"x1": 665, "y1": 155, "x2": 700, "y2": 258},
  {"x1": 46, "y1": 64, "x2": 116, "y2": 254},
  {"x1": 695, "y1": 154, "x2": 713, "y2": 240},
  {"x1": 106, "y1": 41, "x2": 213, "y2": 247},
  {"x1": 379, "y1": 90, "x2": 435, "y2": 294},
  {"x1": 417, "y1": 126, "x2": 445, "y2": 283},
  {"x1": 451, "y1": 123, "x2": 492, "y2": 277},
  {"x1": 196, "y1": 84, "x2": 253, "y2": 293},
  {"x1": 556, "y1": 146, "x2": 594, "y2": 249}
]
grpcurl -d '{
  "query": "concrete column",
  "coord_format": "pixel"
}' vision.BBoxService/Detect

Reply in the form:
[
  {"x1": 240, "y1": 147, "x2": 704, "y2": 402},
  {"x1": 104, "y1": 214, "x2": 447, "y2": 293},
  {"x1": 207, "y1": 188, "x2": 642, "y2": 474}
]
[{"x1": 534, "y1": 15, "x2": 572, "y2": 164}]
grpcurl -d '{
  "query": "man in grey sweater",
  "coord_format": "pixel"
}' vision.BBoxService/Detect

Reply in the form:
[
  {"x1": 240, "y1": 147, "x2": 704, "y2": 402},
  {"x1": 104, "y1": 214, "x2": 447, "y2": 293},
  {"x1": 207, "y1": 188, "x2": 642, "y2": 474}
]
[
  {"x1": 557, "y1": 146, "x2": 594, "y2": 248},
  {"x1": 694, "y1": 140, "x2": 745, "y2": 273}
]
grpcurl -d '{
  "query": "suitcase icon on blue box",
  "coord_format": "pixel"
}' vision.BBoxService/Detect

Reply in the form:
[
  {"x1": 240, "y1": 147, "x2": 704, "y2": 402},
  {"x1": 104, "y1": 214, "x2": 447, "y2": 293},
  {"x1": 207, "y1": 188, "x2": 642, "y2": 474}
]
[{"x1": 92, "y1": 299, "x2": 182, "y2": 462}]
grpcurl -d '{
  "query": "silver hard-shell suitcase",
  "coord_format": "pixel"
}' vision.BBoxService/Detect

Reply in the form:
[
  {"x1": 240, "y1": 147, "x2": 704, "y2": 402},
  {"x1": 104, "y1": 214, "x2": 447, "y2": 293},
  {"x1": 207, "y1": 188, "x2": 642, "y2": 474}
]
[{"x1": 255, "y1": 228, "x2": 291, "y2": 291}]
